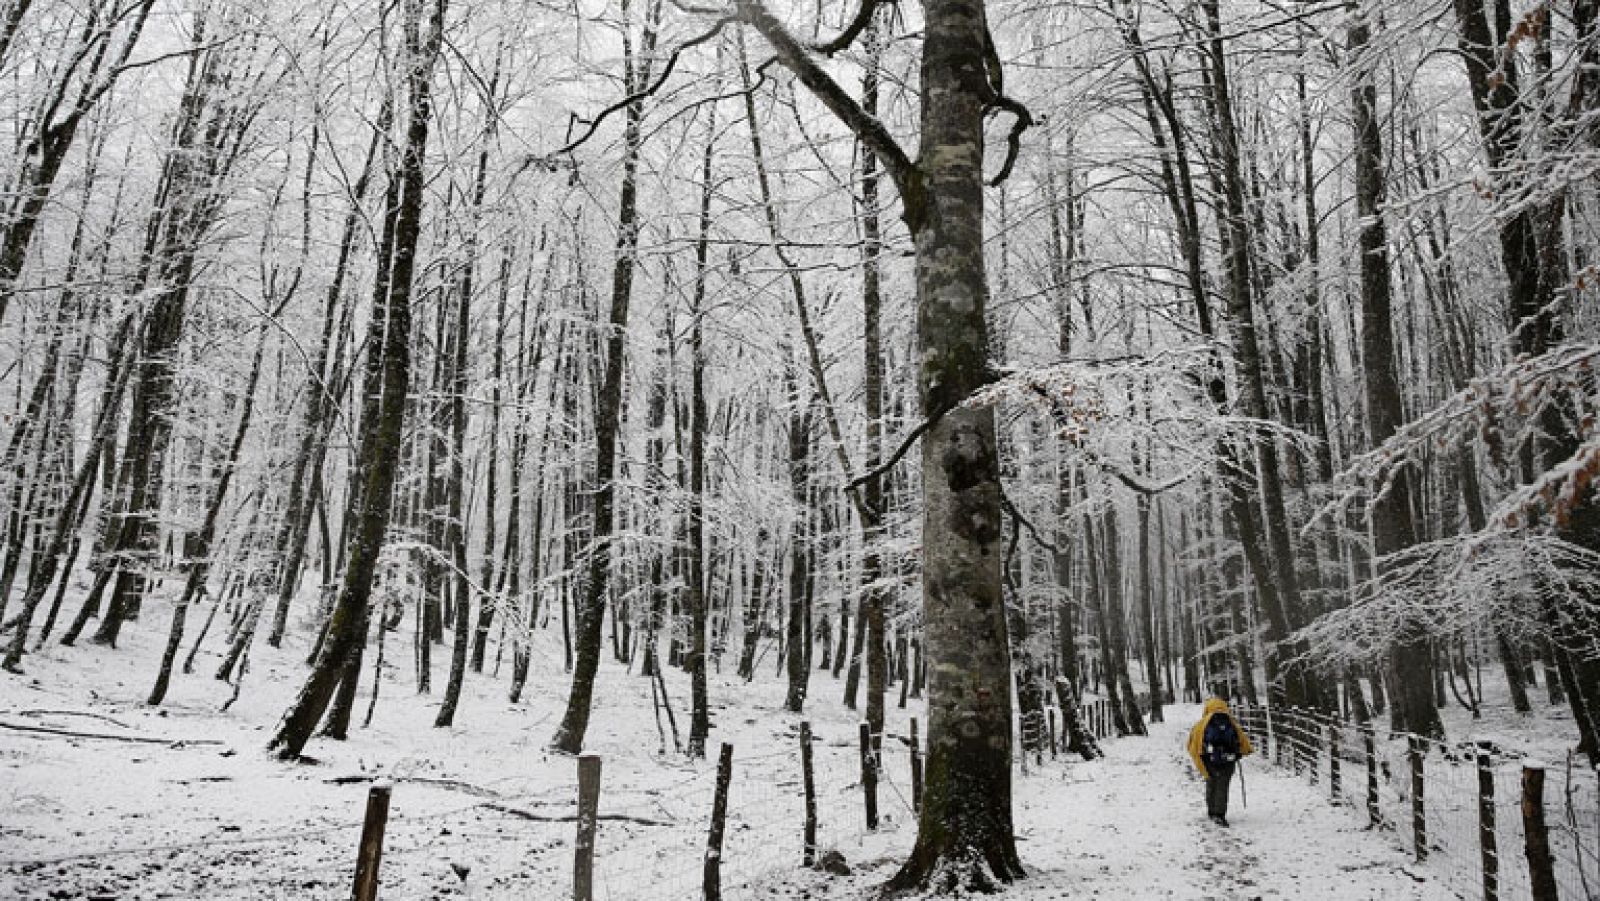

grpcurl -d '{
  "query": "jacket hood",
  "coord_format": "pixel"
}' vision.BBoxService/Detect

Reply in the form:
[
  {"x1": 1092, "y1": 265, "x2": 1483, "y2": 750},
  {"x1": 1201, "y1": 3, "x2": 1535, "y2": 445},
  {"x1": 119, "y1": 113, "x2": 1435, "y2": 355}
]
[{"x1": 1188, "y1": 697, "x2": 1252, "y2": 776}]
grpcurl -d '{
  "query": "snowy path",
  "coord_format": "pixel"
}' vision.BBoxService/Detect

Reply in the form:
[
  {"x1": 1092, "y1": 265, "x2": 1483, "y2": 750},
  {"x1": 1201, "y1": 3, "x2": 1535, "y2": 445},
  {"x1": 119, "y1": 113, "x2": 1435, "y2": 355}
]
[
  {"x1": 790, "y1": 705, "x2": 1456, "y2": 900},
  {"x1": 1014, "y1": 711, "x2": 1448, "y2": 899}
]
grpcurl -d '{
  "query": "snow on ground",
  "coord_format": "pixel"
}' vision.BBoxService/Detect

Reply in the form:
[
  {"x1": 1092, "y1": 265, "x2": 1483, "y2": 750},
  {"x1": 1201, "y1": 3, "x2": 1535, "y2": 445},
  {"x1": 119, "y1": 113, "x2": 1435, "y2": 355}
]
[
  {"x1": 0, "y1": 600, "x2": 1461, "y2": 899},
  {"x1": 780, "y1": 709, "x2": 1457, "y2": 901}
]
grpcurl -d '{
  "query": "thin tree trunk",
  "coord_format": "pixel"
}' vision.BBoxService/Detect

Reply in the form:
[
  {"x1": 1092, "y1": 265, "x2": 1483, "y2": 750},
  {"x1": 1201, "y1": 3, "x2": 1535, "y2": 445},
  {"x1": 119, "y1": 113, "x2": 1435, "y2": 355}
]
[
  {"x1": 149, "y1": 326, "x2": 270, "y2": 705},
  {"x1": 436, "y1": 54, "x2": 501, "y2": 727},
  {"x1": 785, "y1": 396, "x2": 813, "y2": 711},
  {"x1": 266, "y1": 113, "x2": 387, "y2": 648},
  {"x1": 551, "y1": 0, "x2": 661, "y2": 754}
]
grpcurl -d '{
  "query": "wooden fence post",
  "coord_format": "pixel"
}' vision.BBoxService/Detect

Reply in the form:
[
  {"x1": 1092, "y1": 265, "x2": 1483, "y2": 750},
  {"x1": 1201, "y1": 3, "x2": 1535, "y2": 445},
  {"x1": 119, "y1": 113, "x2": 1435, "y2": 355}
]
[
  {"x1": 1409, "y1": 736, "x2": 1427, "y2": 862},
  {"x1": 1364, "y1": 724, "x2": 1379, "y2": 828},
  {"x1": 703, "y1": 743, "x2": 734, "y2": 901},
  {"x1": 1289, "y1": 708, "x2": 1301, "y2": 777},
  {"x1": 1284, "y1": 708, "x2": 1294, "y2": 770},
  {"x1": 859, "y1": 721, "x2": 879, "y2": 830},
  {"x1": 1287, "y1": 708, "x2": 1298, "y2": 772},
  {"x1": 800, "y1": 723, "x2": 817, "y2": 867},
  {"x1": 1521, "y1": 763, "x2": 1558, "y2": 901},
  {"x1": 352, "y1": 781, "x2": 392, "y2": 901},
  {"x1": 1266, "y1": 707, "x2": 1278, "y2": 767},
  {"x1": 910, "y1": 717, "x2": 923, "y2": 813},
  {"x1": 1477, "y1": 754, "x2": 1498, "y2": 901},
  {"x1": 574, "y1": 756, "x2": 602, "y2": 901},
  {"x1": 1302, "y1": 710, "x2": 1317, "y2": 785},
  {"x1": 1329, "y1": 721, "x2": 1341, "y2": 802}
]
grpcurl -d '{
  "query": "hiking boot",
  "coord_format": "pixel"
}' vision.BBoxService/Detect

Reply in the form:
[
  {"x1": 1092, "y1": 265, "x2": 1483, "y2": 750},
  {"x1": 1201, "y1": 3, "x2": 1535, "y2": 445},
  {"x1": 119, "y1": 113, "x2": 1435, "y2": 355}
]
[{"x1": 1216, "y1": 815, "x2": 1230, "y2": 828}]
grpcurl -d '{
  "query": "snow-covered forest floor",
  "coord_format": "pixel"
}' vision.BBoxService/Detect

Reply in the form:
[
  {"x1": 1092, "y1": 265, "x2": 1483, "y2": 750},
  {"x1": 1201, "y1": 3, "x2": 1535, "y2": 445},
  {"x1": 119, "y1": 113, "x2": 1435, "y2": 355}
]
[{"x1": 4, "y1": 590, "x2": 1558, "y2": 900}]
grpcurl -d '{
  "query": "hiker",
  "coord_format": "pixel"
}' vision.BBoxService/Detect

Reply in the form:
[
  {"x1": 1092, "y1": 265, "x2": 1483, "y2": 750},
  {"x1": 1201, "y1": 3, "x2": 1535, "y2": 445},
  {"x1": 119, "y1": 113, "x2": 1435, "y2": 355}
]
[{"x1": 1186, "y1": 697, "x2": 1253, "y2": 827}]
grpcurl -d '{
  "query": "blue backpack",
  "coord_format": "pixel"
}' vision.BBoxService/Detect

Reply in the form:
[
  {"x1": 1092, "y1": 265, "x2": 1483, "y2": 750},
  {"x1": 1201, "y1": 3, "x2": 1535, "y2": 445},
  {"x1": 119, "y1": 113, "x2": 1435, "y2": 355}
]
[{"x1": 1203, "y1": 714, "x2": 1239, "y2": 767}]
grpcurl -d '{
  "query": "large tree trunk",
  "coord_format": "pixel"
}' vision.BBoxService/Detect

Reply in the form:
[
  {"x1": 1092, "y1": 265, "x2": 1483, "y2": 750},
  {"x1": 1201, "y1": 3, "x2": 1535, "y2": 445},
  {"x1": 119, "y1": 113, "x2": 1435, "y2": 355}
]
[
  {"x1": 886, "y1": 0, "x2": 1021, "y2": 884},
  {"x1": 267, "y1": 0, "x2": 445, "y2": 759}
]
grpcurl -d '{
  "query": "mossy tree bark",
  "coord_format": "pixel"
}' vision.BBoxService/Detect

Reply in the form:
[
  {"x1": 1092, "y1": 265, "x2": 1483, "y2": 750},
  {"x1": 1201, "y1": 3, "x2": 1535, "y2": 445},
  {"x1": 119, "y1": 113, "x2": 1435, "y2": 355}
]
[
  {"x1": 267, "y1": 0, "x2": 446, "y2": 759},
  {"x1": 736, "y1": 0, "x2": 1026, "y2": 884}
]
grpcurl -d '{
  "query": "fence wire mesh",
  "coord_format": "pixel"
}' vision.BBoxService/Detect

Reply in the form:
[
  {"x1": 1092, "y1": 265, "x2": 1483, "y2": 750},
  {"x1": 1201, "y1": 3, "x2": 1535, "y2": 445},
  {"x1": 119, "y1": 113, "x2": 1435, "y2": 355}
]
[{"x1": 1236, "y1": 704, "x2": 1600, "y2": 901}]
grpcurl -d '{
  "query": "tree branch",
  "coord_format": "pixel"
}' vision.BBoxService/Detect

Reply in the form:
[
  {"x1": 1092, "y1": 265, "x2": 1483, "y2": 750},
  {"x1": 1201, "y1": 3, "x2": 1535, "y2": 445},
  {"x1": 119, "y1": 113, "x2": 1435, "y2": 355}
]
[
  {"x1": 979, "y1": 16, "x2": 1031, "y2": 186},
  {"x1": 734, "y1": 0, "x2": 920, "y2": 211},
  {"x1": 524, "y1": 16, "x2": 734, "y2": 172},
  {"x1": 1000, "y1": 486, "x2": 1061, "y2": 554},
  {"x1": 0, "y1": 720, "x2": 224, "y2": 746},
  {"x1": 1020, "y1": 381, "x2": 1191, "y2": 496},
  {"x1": 808, "y1": 0, "x2": 891, "y2": 56},
  {"x1": 485, "y1": 802, "x2": 672, "y2": 827},
  {"x1": 986, "y1": 95, "x2": 1032, "y2": 186},
  {"x1": 844, "y1": 398, "x2": 954, "y2": 494}
]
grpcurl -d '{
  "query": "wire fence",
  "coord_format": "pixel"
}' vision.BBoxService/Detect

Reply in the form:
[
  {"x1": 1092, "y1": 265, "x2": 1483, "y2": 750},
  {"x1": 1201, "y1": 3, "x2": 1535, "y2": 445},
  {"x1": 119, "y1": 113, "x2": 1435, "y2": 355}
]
[{"x1": 1234, "y1": 704, "x2": 1600, "y2": 901}]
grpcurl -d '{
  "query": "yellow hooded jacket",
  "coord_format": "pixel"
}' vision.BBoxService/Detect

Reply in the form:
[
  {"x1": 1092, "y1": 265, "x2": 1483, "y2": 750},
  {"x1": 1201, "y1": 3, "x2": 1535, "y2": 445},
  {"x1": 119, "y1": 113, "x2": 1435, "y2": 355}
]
[{"x1": 1186, "y1": 697, "x2": 1253, "y2": 778}]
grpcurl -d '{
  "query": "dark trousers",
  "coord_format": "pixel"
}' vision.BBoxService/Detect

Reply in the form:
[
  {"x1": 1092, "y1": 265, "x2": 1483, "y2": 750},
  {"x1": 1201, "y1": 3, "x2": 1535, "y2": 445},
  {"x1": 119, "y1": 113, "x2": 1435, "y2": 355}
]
[{"x1": 1206, "y1": 762, "x2": 1235, "y2": 817}]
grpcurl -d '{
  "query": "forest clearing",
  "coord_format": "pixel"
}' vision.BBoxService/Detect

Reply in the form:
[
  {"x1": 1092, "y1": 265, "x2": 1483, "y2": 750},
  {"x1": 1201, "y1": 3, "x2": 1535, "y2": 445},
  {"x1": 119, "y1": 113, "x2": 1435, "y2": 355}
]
[{"x1": 1, "y1": 0, "x2": 1599, "y2": 896}]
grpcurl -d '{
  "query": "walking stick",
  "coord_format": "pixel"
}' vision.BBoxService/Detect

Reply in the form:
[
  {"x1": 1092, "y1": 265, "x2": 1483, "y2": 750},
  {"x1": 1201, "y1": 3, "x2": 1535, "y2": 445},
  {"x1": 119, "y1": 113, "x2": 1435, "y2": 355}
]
[{"x1": 1238, "y1": 761, "x2": 1248, "y2": 809}]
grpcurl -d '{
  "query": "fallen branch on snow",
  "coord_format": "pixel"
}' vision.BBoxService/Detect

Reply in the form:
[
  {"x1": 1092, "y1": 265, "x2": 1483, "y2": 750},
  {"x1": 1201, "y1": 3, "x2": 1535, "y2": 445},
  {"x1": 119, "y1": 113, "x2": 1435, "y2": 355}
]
[
  {"x1": 484, "y1": 802, "x2": 672, "y2": 827},
  {"x1": 0, "y1": 720, "x2": 224, "y2": 746}
]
